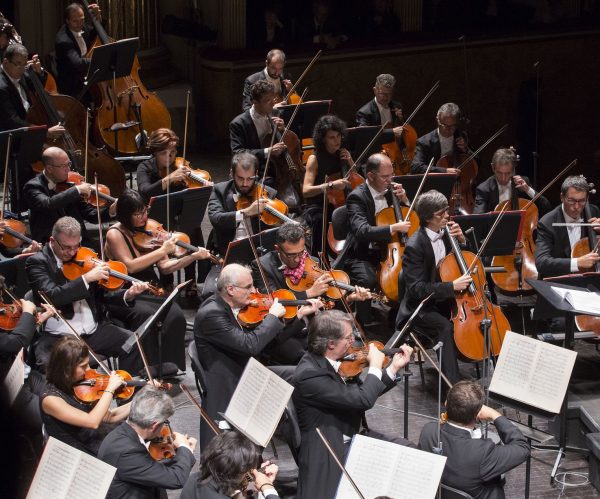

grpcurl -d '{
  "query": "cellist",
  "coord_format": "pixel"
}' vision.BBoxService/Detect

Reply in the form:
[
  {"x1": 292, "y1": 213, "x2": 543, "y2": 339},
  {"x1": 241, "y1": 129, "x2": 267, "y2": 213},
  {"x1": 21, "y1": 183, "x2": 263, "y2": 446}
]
[{"x1": 241, "y1": 48, "x2": 292, "y2": 111}]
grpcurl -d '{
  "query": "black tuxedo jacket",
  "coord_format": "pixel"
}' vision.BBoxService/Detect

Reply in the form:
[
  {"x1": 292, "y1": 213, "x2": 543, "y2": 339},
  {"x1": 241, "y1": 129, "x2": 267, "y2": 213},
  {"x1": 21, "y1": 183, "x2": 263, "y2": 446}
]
[
  {"x1": 473, "y1": 175, "x2": 551, "y2": 215},
  {"x1": 0, "y1": 69, "x2": 32, "y2": 130},
  {"x1": 98, "y1": 422, "x2": 196, "y2": 499},
  {"x1": 23, "y1": 173, "x2": 109, "y2": 243},
  {"x1": 411, "y1": 128, "x2": 449, "y2": 173},
  {"x1": 229, "y1": 109, "x2": 268, "y2": 166},
  {"x1": 251, "y1": 250, "x2": 308, "y2": 300},
  {"x1": 419, "y1": 417, "x2": 529, "y2": 499},
  {"x1": 0, "y1": 312, "x2": 36, "y2": 379},
  {"x1": 355, "y1": 98, "x2": 402, "y2": 127},
  {"x1": 292, "y1": 351, "x2": 397, "y2": 499},
  {"x1": 55, "y1": 23, "x2": 97, "y2": 97},
  {"x1": 206, "y1": 180, "x2": 276, "y2": 255},
  {"x1": 181, "y1": 474, "x2": 278, "y2": 499},
  {"x1": 242, "y1": 69, "x2": 288, "y2": 111},
  {"x1": 535, "y1": 203, "x2": 600, "y2": 279}
]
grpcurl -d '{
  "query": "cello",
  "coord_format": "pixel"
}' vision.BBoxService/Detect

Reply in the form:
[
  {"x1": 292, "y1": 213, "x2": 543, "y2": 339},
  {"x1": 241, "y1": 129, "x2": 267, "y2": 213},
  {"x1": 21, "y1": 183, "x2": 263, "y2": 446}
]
[{"x1": 80, "y1": 0, "x2": 171, "y2": 155}]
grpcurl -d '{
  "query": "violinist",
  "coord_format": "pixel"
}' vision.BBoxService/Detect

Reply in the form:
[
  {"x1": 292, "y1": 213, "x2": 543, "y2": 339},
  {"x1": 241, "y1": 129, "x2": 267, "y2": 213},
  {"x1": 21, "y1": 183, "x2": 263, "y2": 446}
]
[
  {"x1": 0, "y1": 219, "x2": 42, "y2": 256},
  {"x1": 104, "y1": 189, "x2": 210, "y2": 370},
  {"x1": 411, "y1": 102, "x2": 467, "y2": 174},
  {"x1": 355, "y1": 73, "x2": 404, "y2": 140},
  {"x1": 23, "y1": 146, "x2": 116, "y2": 244},
  {"x1": 292, "y1": 310, "x2": 415, "y2": 499},
  {"x1": 40, "y1": 336, "x2": 132, "y2": 456},
  {"x1": 54, "y1": 2, "x2": 102, "y2": 98},
  {"x1": 302, "y1": 114, "x2": 352, "y2": 255},
  {"x1": 345, "y1": 153, "x2": 411, "y2": 325},
  {"x1": 395, "y1": 190, "x2": 472, "y2": 385},
  {"x1": 473, "y1": 148, "x2": 550, "y2": 215},
  {"x1": 26, "y1": 216, "x2": 148, "y2": 373},
  {"x1": 241, "y1": 49, "x2": 292, "y2": 111},
  {"x1": 98, "y1": 386, "x2": 197, "y2": 499}
]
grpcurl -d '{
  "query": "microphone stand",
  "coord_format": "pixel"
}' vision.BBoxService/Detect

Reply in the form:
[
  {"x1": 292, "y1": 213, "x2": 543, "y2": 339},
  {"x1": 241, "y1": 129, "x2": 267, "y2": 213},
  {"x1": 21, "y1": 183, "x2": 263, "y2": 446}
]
[{"x1": 432, "y1": 340, "x2": 444, "y2": 456}]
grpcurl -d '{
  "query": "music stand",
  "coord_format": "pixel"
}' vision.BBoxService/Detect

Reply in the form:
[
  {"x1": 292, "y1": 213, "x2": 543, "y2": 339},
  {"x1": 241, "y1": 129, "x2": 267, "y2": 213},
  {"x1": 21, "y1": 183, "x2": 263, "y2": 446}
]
[
  {"x1": 223, "y1": 228, "x2": 278, "y2": 265},
  {"x1": 344, "y1": 126, "x2": 395, "y2": 167},
  {"x1": 393, "y1": 173, "x2": 457, "y2": 201},
  {"x1": 277, "y1": 100, "x2": 331, "y2": 141},
  {"x1": 149, "y1": 186, "x2": 212, "y2": 232}
]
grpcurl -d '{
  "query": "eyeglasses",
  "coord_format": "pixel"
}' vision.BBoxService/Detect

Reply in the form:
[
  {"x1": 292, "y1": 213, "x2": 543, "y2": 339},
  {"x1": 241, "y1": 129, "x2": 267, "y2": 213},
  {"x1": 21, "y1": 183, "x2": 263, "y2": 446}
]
[
  {"x1": 133, "y1": 207, "x2": 150, "y2": 218},
  {"x1": 48, "y1": 161, "x2": 72, "y2": 169},
  {"x1": 7, "y1": 59, "x2": 28, "y2": 69},
  {"x1": 438, "y1": 121, "x2": 458, "y2": 130},
  {"x1": 563, "y1": 197, "x2": 587, "y2": 206},
  {"x1": 232, "y1": 283, "x2": 254, "y2": 291},
  {"x1": 280, "y1": 249, "x2": 306, "y2": 259},
  {"x1": 54, "y1": 238, "x2": 81, "y2": 252}
]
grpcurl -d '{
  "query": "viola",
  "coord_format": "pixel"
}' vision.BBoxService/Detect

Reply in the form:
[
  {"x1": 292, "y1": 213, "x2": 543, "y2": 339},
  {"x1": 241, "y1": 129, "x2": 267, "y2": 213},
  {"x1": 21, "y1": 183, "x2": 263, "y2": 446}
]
[
  {"x1": 0, "y1": 301, "x2": 22, "y2": 331},
  {"x1": 235, "y1": 185, "x2": 296, "y2": 226},
  {"x1": 325, "y1": 166, "x2": 365, "y2": 209},
  {"x1": 173, "y1": 157, "x2": 212, "y2": 188},
  {"x1": 338, "y1": 340, "x2": 398, "y2": 379},
  {"x1": 237, "y1": 289, "x2": 333, "y2": 328},
  {"x1": 133, "y1": 218, "x2": 223, "y2": 265},
  {"x1": 0, "y1": 218, "x2": 35, "y2": 249},
  {"x1": 62, "y1": 246, "x2": 164, "y2": 296},
  {"x1": 148, "y1": 424, "x2": 176, "y2": 461},
  {"x1": 74, "y1": 369, "x2": 145, "y2": 403},
  {"x1": 55, "y1": 171, "x2": 116, "y2": 208}
]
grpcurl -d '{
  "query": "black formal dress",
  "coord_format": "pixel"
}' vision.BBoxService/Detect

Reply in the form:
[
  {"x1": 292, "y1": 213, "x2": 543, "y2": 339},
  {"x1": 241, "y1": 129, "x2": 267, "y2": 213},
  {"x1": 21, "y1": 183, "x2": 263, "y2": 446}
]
[
  {"x1": 292, "y1": 351, "x2": 414, "y2": 499},
  {"x1": 181, "y1": 474, "x2": 278, "y2": 499},
  {"x1": 54, "y1": 23, "x2": 97, "y2": 98},
  {"x1": 194, "y1": 293, "x2": 284, "y2": 449},
  {"x1": 135, "y1": 157, "x2": 186, "y2": 202},
  {"x1": 23, "y1": 173, "x2": 110, "y2": 244},
  {"x1": 242, "y1": 69, "x2": 288, "y2": 112},
  {"x1": 419, "y1": 417, "x2": 530, "y2": 499},
  {"x1": 473, "y1": 175, "x2": 550, "y2": 215},
  {"x1": 395, "y1": 227, "x2": 461, "y2": 383},
  {"x1": 98, "y1": 422, "x2": 196, "y2": 499}
]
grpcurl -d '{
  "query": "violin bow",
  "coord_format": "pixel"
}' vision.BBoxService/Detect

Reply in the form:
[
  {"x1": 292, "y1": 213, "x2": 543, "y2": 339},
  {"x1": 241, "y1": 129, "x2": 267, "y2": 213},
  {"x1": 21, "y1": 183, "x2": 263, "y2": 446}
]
[
  {"x1": 242, "y1": 215, "x2": 273, "y2": 297},
  {"x1": 282, "y1": 49, "x2": 322, "y2": 104},
  {"x1": 84, "y1": 108, "x2": 90, "y2": 182},
  {"x1": 344, "y1": 121, "x2": 389, "y2": 180},
  {"x1": 94, "y1": 172, "x2": 105, "y2": 262},
  {"x1": 38, "y1": 290, "x2": 112, "y2": 375},
  {"x1": 522, "y1": 159, "x2": 577, "y2": 210},
  {"x1": 1, "y1": 133, "x2": 11, "y2": 222},
  {"x1": 402, "y1": 158, "x2": 433, "y2": 222},
  {"x1": 400, "y1": 80, "x2": 440, "y2": 129},
  {"x1": 134, "y1": 331, "x2": 155, "y2": 385},
  {"x1": 280, "y1": 87, "x2": 309, "y2": 142},
  {"x1": 315, "y1": 427, "x2": 366, "y2": 499},
  {"x1": 455, "y1": 124, "x2": 508, "y2": 171},
  {"x1": 180, "y1": 383, "x2": 222, "y2": 436},
  {"x1": 182, "y1": 90, "x2": 191, "y2": 163}
]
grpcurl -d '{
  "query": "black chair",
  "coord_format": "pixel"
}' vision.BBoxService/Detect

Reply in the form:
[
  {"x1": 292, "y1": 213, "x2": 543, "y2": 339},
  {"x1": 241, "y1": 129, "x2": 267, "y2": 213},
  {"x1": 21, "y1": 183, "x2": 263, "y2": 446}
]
[
  {"x1": 441, "y1": 483, "x2": 475, "y2": 498},
  {"x1": 187, "y1": 340, "x2": 208, "y2": 399},
  {"x1": 330, "y1": 205, "x2": 353, "y2": 269}
]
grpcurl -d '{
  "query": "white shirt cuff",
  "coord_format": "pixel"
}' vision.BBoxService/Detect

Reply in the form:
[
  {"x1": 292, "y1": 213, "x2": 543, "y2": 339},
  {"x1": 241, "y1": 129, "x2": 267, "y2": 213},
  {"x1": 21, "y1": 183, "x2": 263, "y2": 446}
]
[
  {"x1": 526, "y1": 187, "x2": 535, "y2": 199},
  {"x1": 236, "y1": 210, "x2": 243, "y2": 222},
  {"x1": 570, "y1": 258, "x2": 579, "y2": 273},
  {"x1": 367, "y1": 366, "x2": 382, "y2": 379}
]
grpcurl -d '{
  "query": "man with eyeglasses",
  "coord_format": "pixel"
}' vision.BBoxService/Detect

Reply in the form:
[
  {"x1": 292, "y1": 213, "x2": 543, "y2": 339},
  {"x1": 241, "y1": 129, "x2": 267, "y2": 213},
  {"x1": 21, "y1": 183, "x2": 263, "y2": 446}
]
[
  {"x1": 411, "y1": 102, "x2": 468, "y2": 174},
  {"x1": 24, "y1": 146, "x2": 116, "y2": 244},
  {"x1": 535, "y1": 175, "x2": 600, "y2": 280},
  {"x1": 356, "y1": 73, "x2": 404, "y2": 139}
]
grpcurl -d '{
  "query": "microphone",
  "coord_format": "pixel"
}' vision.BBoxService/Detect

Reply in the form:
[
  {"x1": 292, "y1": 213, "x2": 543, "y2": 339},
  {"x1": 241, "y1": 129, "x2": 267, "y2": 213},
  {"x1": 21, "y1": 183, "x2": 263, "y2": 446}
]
[
  {"x1": 0, "y1": 124, "x2": 47, "y2": 136},
  {"x1": 432, "y1": 341, "x2": 444, "y2": 352},
  {"x1": 464, "y1": 227, "x2": 475, "y2": 235}
]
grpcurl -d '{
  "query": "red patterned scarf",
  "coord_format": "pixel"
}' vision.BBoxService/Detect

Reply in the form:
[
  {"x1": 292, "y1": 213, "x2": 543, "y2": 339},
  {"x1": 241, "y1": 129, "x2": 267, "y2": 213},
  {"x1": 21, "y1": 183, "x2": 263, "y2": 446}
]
[{"x1": 282, "y1": 250, "x2": 308, "y2": 285}]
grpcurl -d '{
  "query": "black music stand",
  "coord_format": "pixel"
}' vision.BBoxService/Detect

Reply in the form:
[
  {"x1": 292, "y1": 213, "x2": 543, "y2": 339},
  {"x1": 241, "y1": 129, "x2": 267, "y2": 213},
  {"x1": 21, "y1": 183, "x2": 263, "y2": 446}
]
[
  {"x1": 527, "y1": 277, "x2": 596, "y2": 480},
  {"x1": 223, "y1": 228, "x2": 278, "y2": 265},
  {"x1": 452, "y1": 211, "x2": 525, "y2": 256},
  {"x1": 148, "y1": 186, "x2": 212, "y2": 232},
  {"x1": 344, "y1": 126, "x2": 395, "y2": 167},
  {"x1": 277, "y1": 100, "x2": 331, "y2": 141},
  {"x1": 393, "y1": 173, "x2": 457, "y2": 201}
]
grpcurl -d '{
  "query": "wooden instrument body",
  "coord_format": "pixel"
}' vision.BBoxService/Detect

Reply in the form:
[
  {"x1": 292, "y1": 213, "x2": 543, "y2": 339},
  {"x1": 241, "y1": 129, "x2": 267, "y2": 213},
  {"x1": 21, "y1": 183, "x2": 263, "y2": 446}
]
[
  {"x1": 62, "y1": 247, "x2": 129, "y2": 291},
  {"x1": 325, "y1": 171, "x2": 365, "y2": 209},
  {"x1": 286, "y1": 260, "x2": 350, "y2": 300},
  {"x1": 437, "y1": 153, "x2": 477, "y2": 215},
  {"x1": 381, "y1": 123, "x2": 418, "y2": 175}
]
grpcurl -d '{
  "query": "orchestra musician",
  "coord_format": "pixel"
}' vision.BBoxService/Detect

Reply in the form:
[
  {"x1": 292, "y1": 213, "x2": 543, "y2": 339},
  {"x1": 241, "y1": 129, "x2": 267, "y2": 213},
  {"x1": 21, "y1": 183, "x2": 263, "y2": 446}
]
[
  {"x1": 54, "y1": 2, "x2": 102, "y2": 98},
  {"x1": 302, "y1": 114, "x2": 352, "y2": 255},
  {"x1": 0, "y1": 220, "x2": 42, "y2": 256},
  {"x1": 292, "y1": 310, "x2": 415, "y2": 499},
  {"x1": 25, "y1": 216, "x2": 149, "y2": 373},
  {"x1": 419, "y1": 381, "x2": 530, "y2": 498},
  {"x1": 411, "y1": 102, "x2": 467, "y2": 174},
  {"x1": 23, "y1": 146, "x2": 116, "y2": 244},
  {"x1": 242, "y1": 49, "x2": 292, "y2": 111},
  {"x1": 345, "y1": 153, "x2": 411, "y2": 325},
  {"x1": 395, "y1": 190, "x2": 471, "y2": 384},
  {"x1": 98, "y1": 386, "x2": 197, "y2": 499},
  {"x1": 355, "y1": 73, "x2": 404, "y2": 140}
]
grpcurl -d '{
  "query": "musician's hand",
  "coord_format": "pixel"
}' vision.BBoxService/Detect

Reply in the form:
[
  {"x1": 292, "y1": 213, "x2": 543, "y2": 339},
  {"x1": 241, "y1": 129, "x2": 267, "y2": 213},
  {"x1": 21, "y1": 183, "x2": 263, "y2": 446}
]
[
  {"x1": 577, "y1": 251, "x2": 600, "y2": 271},
  {"x1": 453, "y1": 273, "x2": 472, "y2": 291},
  {"x1": 392, "y1": 182, "x2": 409, "y2": 204},
  {"x1": 392, "y1": 125, "x2": 405, "y2": 138},
  {"x1": 20, "y1": 299, "x2": 36, "y2": 315},
  {"x1": 445, "y1": 167, "x2": 460, "y2": 176},
  {"x1": 389, "y1": 344, "x2": 414, "y2": 375},
  {"x1": 84, "y1": 263, "x2": 110, "y2": 283},
  {"x1": 36, "y1": 303, "x2": 55, "y2": 324},
  {"x1": 107, "y1": 371, "x2": 126, "y2": 392},
  {"x1": 297, "y1": 299, "x2": 323, "y2": 319},
  {"x1": 161, "y1": 236, "x2": 178, "y2": 256},
  {"x1": 76, "y1": 182, "x2": 92, "y2": 198},
  {"x1": 88, "y1": 3, "x2": 102, "y2": 21},
  {"x1": 447, "y1": 221, "x2": 465, "y2": 243},
  {"x1": 331, "y1": 179, "x2": 351, "y2": 191},
  {"x1": 477, "y1": 404, "x2": 501, "y2": 422},
  {"x1": 590, "y1": 217, "x2": 600, "y2": 234},
  {"x1": 512, "y1": 175, "x2": 529, "y2": 192},
  {"x1": 173, "y1": 432, "x2": 197, "y2": 452},
  {"x1": 253, "y1": 461, "x2": 278, "y2": 491},
  {"x1": 167, "y1": 168, "x2": 187, "y2": 186},
  {"x1": 270, "y1": 142, "x2": 287, "y2": 157},
  {"x1": 47, "y1": 125, "x2": 65, "y2": 139},
  {"x1": 366, "y1": 343, "x2": 385, "y2": 369},
  {"x1": 455, "y1": 136, "x2": 467, "y2": 153},
  {"x1": 306, "y1": 274, "x2": 332, "y2": 298},
  {"x1": 271, "y1": 116, "x2": 285, "y2": 132},
  {"x1": 192, "y1": 247, "x2": 212, "y2": 261},
  {"x1": 22, "y1": 240, "x2": 43, "y2": 254},
  {"x1": 282, "y1": 79, "x2": 293, "y2": 92},
  {"x1": 269, "y1": 298, "x2": 286, "y2": 319},
  {"x1": 124, "y1": 281, "x2": 149, "y2": 300},
  {"x1": 392, "y1": 107, "x2": 404, "y2": 121},
  {"x1": 242, "y1": 199, "x2": 265, "y2": 218},
  {"x1": 347, "y1": 286, "x2": 371, "y2": 302},
  {"x1": 29, "y1": 54, "x2": 42, "y2": 74},
  {"x1": 339, "y1": 148, "x2": 352, "y2": 165},
  {"x1": 391, "y1": 220, "x2": 411, "y2": 234},
  {"x1": 108, "y1": 201, "x2": 117, "y2": 217}
]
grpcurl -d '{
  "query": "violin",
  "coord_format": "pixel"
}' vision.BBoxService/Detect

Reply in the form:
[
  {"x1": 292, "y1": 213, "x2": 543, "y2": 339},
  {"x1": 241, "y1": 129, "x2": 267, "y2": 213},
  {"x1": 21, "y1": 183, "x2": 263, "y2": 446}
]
[
  {"x1": 235, "y1": 185, "x2": 296, "y2": 226},
  {"x1": 325, "y1": 164, "x2": 365, "y2": 209},
  {"x1": 55, "y1": 171, "x2": 116, "y2": 208},
  {"x1": 62, "y1": 246, "x2": 164, "y2": 296},
  {"x1": 237, "y1": 289, "x2": 333, "y2": 328},
  {"x1": 285, "y1": 259, "x2": 388, "y2": 303},
  {"x1": 173, "y1": 157, "x2": 212, "y2": 188},
  {"x1": 338, "y1": 340, "x2": 398, "y2": 379},
  {"x1": 132, "y1": 218, "x2": 223, "y2": 265},
  {"x1": 0, "y1": 218, "x2": 35, "y2": 249},
  {"x1": 0, "y1": 300, "x2": 23, "y2": 331},
  {"x1": 148, "y1": 424, "x2": 176, "y2": 461}
]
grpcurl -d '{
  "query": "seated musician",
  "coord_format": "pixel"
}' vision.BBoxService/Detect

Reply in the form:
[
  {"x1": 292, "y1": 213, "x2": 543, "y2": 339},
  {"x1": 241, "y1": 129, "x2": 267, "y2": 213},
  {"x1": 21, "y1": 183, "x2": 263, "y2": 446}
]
[
  {"x1": 242, "y1": 48, "x2": 291, "y2": 111},
  {"x1": 40, "y1": 336, "x2": 133, "y2": 456},
  {"x1": 473, "y1": 147, "x2": 550, "y2": 215},
  {"x1": 395, "y1": 190, "x2": 471, "y2": 384},
  {"x1": 181, "y1": 431, "x2": 279, "y2": 499},
  {"x1": 194, "y1": 263, "x2": 297, "y2": 449},
  {"x1": 410, "y1": 102, "x2": 467, "y2": 175},
  {"x1": 345, "y1": 153, "x2": 411, "y2": 325},
  {"x1": 98, "y1": 386, "x2": 197, "y2": 498},
  {"x1": 25, "y1": 216, "x2": 149, "y2": 372},
  {"x1": 54, "y1": 2, "x2": 102, "y2": 98},
  {"x1": 292, "y1": 310, "x2": 415, "y2": 499},
  {"x1": 419, "y1": 381, "x2": 530, "y2": 498},
  {"x1": 24, "y1": 146, "x2": 116, "y2": 244},
  {"x1": 302, "y1": 114, "x2": 352, "y2": 255},
  {"x1": 355, "y1": 73, "x2": 404, "y2": 140},
  {"x1": 104, "y1": 189, "x2": 212, "y2": 371},
  {"x1": 230, "y1": 79, "x2": 287, "y2": 180}
]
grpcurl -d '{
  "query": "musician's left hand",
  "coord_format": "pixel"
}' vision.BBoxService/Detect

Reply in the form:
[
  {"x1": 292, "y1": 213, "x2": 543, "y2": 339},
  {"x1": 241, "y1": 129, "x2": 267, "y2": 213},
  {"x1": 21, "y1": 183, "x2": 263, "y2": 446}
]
[
  {"x1": 23, "y1": 240, "x2": 43, "y2": 254},
  {"x1": 252, "y1": 461, "x2": 278, "y2": 491},
  {"x1": 455, "y1": 136, "x2": 467, "y2": 153},
  {"x1": 271, "y1": 116, "x2": 285, "y2": 132},
  {"x1": 447, "y1": 221, "x2": 465, "y2": 243},
  {"x1": 512, "y1": 175, "x2": 529, "y2": 192},
  {"x1": 88, "y1": 3, "x2": 102, "y2": 21},
  {"x1": 108, "y1": 201, "x2": 117, "y2": 217},
  {"x1": 590, "y1": 217, "x2": 600, "y2": 234},
  {"x1": 347, "y1": 286, "x2": 371, "y2": 302},
  {"x1": 282, "y1": 79, "x2": 293, "y2": 92},
  {"x1": 124, "y1": 281, "x2": 149, "y2": 300},
  {"x1": 339, "y1": 148, "x2": 352, "y2": 165},
  {"x1": 391, "y1": 182, "x2": 409, "y2": 204},
  {"x1": 389, "y1": 344, "x2": 414, "y2": 375},
  {"x1": 29, "y1": 54, "x2": 43, "y2": 74}
]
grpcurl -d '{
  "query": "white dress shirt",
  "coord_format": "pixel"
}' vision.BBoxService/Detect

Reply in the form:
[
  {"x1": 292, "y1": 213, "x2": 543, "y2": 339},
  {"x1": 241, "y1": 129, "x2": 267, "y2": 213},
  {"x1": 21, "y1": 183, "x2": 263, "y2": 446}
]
[
  {"x1": 562, "y1": 205, "x2": 583, "y2": 272},
  {"x1": 70, "y1": 29, "x2": 88, "y2": 56},
  {"x1": 374, "y1": 97, "x2": 392, "y2": 126},
  {"x1": 263, "y1": 68, "x2": 281, "y2": 95},
  {"x1": 366, "y1": 180, "x2": 389, "y2": 215},
  {"x1": 426, "y1": 227, "x2": 446, "y2": 265},
  {"x1": 496, "y1": 180, "x2": 535, "y2": 203}
]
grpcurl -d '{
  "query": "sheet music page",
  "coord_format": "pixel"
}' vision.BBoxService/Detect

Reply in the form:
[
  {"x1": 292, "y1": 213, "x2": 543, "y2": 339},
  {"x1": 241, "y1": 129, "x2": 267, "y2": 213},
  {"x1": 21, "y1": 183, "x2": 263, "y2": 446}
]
[
  {"x1": 336, "y1": 435, "x2": 446, "y2": 499},
  {"x1": 2, "y1": 348, "x2": 24, "y2": 405},
  {"x1": 565, "y1": 290, "x2": 600, "y2": 315},
  {"x1": 489, "y1": 331, "x2": 577, "y2": 414},
  {"x1": 27, "y1": 437, "x2": 116, "y2": 499},
  {"x1": 224, "y1": 357, "x2": 294, "y2": 447}
]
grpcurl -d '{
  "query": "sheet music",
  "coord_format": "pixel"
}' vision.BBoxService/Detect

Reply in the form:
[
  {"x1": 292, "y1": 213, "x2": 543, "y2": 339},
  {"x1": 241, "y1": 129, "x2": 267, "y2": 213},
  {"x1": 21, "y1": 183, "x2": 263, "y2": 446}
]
[
  {"x1": 489, "y1": 331, "x2": 577, "y2": 414},
  {"x1": 565, "y1": 290, "x2": 600, "y2": 315},
  {"x1": 2, "y1": 348, "x2": 24, "y2": 405},
  {"x1": 336, "y1": 434, "x2": 446, "y2": 499},
  {"x1": 224, "y1": 357, "x2": 294, "y2": 447},
  {"x1": 27, "y1": 437, "x2": 116, "y2": 499}
]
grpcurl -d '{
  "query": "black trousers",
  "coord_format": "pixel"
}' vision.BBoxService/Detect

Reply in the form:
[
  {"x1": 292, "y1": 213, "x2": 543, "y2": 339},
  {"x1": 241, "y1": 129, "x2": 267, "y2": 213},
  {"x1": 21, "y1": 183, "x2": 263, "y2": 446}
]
[{"x1": 344, "y1": 257, "x2": 379, "y2": 324}]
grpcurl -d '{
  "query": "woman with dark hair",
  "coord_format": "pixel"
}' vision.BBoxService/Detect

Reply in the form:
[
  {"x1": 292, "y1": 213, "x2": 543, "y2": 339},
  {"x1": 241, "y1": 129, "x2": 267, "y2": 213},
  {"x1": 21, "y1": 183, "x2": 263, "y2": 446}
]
[
  {"x1": 104, "y1": 189, "x2": 208, "y2": 370},
  {"x1": 180, "y1": 431, "x2": 279, "y2": 499},
  {"x1": 40, "y1": 336, "x2": 131, "y2": 456},
  {"x1": 302, "y1": 114, "x2": 353, "y2": 255}
]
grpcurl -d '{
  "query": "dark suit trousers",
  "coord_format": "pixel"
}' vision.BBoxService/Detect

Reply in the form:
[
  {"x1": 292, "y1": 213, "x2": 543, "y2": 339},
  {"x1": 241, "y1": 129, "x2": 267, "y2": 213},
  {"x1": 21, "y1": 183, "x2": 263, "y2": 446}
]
[{"x1": 344, "y1": 257, "x2": 379, "y2": 324}]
